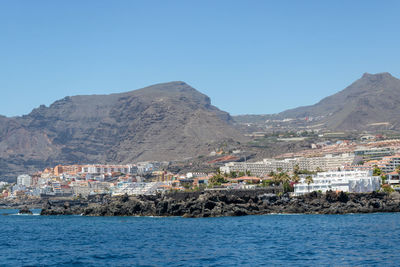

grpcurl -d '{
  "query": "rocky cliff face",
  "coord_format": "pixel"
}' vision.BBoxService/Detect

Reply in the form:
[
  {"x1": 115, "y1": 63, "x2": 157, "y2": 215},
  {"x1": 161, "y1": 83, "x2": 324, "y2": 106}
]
[{"x1": 0, "y1": 82, "x2": 245, "y2": 180}]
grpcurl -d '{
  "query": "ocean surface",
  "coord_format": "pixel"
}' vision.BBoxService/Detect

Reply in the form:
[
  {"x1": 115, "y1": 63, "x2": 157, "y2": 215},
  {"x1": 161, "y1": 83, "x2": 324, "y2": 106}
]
[{"x1": 0, "y1": 210, "x2": 399, "y2": 266}]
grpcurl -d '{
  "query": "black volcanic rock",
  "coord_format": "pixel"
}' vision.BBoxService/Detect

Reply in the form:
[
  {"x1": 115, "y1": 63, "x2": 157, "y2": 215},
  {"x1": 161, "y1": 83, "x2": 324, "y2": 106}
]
[
  {"x1": 40, "y1": 190, "x2": 400, "y2": 217},
  {"x1": 18, "y1": 206, "x2": 33, "y2": 215},
  {"x1": 0, "y1": 82, "x2": 245, "y2": 180}
]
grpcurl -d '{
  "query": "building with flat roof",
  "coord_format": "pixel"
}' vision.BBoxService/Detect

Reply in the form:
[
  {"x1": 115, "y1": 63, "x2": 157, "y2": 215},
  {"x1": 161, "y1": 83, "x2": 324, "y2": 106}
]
[
  {"x1": 17, "y1": 174, "x2": 32, "y2": 187},
  {"x1": 81, "y1": 165, "x2": 132, "y2": 175},
  {"x1": 294, "y1": 170, "x2": 381, "y2": 196},
  {"x1": 354, "y1": 147, "x2": 394, "y2": 161},
  {"x1": 378, "y1": 155, "x2": 400, "y2": 173},
  {"x1": 54, "y1": 165, "x2": 82, "y2": 176},
  {"x1": 220, "y1": 153, "x2": 355, "y2": 177}
]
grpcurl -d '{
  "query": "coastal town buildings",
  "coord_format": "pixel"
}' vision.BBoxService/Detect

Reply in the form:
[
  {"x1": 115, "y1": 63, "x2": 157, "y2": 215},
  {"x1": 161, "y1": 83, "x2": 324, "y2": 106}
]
[
  {"x1": 377, "y1": 155, "x2": 400, "y2": 173},
  {"x1": 386, "y1": 171, "x2": 400, "y2": 187},
  {"x1": 346, "y1": 154, "x2": 400, "y2": 174},
  {"x1": 220, "y1": 153, "x2": 355, "y2": 177},
  {"x1": 7, "y1": 139, "x2": 400, "y2": 199},
  {"x1": 81, "y1": 165, "x2": 131, "y2": 175},
  {"x1": 52, "y1": 162, "x2": 164, "y2": 178},
  {"x1": 294, "y1": 170, "x2": 381, "y2": 196},
  {"x1": 354, "y1": 147, "x2": 394, "y2": 161},
  {"x1": 70, "y1": 180, "x2": 113, "y2": 197},
  {"x1": 17, "y1": 175, "x2": 32, "y2": 187},
  {"x1": 54, "y1": 165, "x2": 82, "y2": 176},
  {"x1": 112, "y1": 182, "x2": 167, "y2": 196},
  {"x1": 4, "y1": 162, "x2": 178, "y2": 198}
]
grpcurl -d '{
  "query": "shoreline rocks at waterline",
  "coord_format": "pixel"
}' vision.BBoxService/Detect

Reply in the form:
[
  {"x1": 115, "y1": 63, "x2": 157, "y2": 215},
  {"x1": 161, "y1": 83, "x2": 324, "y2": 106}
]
[
  {"x1": 40, "y1": 190, "x2": 400, "y2": 217},
  {"x1": 18, "y1": 206, "x2": 33, "y2": 215}
]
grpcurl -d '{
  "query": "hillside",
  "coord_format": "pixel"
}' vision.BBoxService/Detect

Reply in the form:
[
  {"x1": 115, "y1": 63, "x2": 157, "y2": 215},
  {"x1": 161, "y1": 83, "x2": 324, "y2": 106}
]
[
  {"x1": 0, "y1": 82, "x2": 246, "y2": 180},
  {"x1": 234, "y1": 72, "x2": 400, "y2": 132}
]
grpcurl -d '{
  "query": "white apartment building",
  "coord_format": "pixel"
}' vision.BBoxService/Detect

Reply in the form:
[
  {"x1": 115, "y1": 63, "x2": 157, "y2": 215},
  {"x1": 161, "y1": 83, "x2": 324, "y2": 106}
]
[
  {"x1": 378, "y1": 155, "x2": 400, "y2": 173},
  {"x1": 17, "y1": 174, "x2": 32, "y2": 187},
  {"x1": 81, "y1": 165, "x2": 132, "y2": 175},
  {"x1": 305, "y1": 153, "x2": 355, "y2": 171},
  {"x1": 294, "y1": 170, "x2": 381, "y2": 196},
  {"x1": 354, "y1": 147, "x2": 394, "y2": 160},
  {"x1": 220, "y1": 153, "x2": 355, "y2": 177},
  {"x1": 112, "y1": 182, "x2": 164, "y2": 196}
]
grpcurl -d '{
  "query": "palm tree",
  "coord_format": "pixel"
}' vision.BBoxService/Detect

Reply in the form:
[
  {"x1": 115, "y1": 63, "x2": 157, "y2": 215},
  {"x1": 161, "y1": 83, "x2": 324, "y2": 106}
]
[
  {"x1": 372, "y1": 165, "x2": 382, "y2": 176},
  {"x1": 292, "y1": 173, "x2": 300, "y2": 184},
  {"x1": 279, "y1": 171, "x2": 293, "y2": 193},
  {"x1": 272, "y1": 172, "x2": 280, "y2": 185},
  {"x1": 293, "y1": 164, "x2": 300, "y2": 175},
  {"x1": 272, "y1": 171, "x2": 288, "y2": 185},
  {"x1": 280, "y1": 172, "x2": 291, "y2": 184},
  {"x1": 305, "y1": 175, "x2": 313, "y2": 193},
  {"x1": 396, "y1": 165, "x2": 400, "y2": 174}
]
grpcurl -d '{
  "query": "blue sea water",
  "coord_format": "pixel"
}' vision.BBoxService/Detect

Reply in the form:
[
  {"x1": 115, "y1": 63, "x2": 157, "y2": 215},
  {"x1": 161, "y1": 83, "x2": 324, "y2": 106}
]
[{"x1": 0, "y1": 210, "x2": 399, "y2": 266}]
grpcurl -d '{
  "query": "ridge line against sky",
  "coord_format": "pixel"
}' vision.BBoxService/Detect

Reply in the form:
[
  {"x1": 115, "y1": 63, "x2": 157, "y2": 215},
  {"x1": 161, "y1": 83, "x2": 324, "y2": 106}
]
[{"x1": 1, "y1": 0, "x2": 400, "y2": 117}]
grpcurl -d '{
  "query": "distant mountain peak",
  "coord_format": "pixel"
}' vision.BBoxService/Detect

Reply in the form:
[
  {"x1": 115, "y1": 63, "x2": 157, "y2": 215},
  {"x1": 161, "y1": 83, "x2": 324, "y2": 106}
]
[
  {"x1": 130, "y1": 81, "x2": 199, "y2": 95},
  {"x1": 0, "y1": 81, "x2": 246, "y2": 180},
  {"x1": 272, "y1": 71, "x2": 400, "y2": 131},
  {"x1": 361, "y1": 72, "x2": 394, "y2": 81}
]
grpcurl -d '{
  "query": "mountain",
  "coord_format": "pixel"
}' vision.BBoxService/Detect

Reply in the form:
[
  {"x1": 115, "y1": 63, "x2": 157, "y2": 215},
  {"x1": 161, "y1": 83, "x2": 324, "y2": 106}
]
[
  {"x1": 234, "y1": 72, "x2": 400, "y2": 131},
  {"x1": 0, "y1": 82, "x2": 245, "y2": 180}
]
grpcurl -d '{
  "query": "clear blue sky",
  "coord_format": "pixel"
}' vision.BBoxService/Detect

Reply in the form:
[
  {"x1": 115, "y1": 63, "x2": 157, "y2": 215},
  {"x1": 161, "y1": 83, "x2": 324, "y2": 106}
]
[{"x1": 1, "y1": 0, "x2": 400, "y2": 117}]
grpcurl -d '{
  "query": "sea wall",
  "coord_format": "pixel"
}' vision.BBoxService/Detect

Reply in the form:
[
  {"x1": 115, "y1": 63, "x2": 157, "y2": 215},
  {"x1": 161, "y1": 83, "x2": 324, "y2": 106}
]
[{"x1": 40, "y1": 190, "x2": 400, "y2": 217}]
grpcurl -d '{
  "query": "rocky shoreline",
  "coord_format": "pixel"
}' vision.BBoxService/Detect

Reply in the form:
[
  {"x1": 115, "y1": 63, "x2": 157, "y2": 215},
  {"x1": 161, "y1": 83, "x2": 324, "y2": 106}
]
[
  {"x1": 40, "y1": 189, "x2": 400, "y2": 217},
  {"x1": 0, "y1": 198, "x2": 44, "y2": 210}
]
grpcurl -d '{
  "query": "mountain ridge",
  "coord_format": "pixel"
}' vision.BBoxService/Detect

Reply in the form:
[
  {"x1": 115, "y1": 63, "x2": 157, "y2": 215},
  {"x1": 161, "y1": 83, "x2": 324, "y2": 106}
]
[
  {"x1": 0, "y1": 81, "x2": 245, "y2": 180},
  {"x1": 2, "y1": 73, "x2": 400, "y2": 181},
  {"x1": 234, "y1": 72, "x2": 400, "y2": 131}
]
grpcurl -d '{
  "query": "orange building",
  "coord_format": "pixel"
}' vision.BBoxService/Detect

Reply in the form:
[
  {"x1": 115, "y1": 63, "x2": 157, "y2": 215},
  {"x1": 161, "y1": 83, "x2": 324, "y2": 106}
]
[{"x1": 54, "y1": 165, "x2": 83, "y2": 176}]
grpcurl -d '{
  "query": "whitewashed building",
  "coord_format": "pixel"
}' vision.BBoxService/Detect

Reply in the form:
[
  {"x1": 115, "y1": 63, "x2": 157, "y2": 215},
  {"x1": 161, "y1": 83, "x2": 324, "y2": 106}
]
[
  {"x1": 112, "y1": 182, "x2": 164, "y2": 196},
  {"x1": 294, "y1": 170, "x2": 381, "y2": 196},
  {"x1": 81, "y1": 165, "x2": 131, "y2": 175},
  {"x1": 220, "y1": 153, "x2": 355, "y2": 177},
  {"x1": 17, "y1": 174, "x2": 32, "y2": 187}
]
